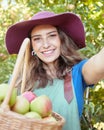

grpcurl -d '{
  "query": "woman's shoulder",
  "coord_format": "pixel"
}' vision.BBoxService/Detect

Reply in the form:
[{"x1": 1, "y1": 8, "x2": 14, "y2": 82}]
[
  {"x1": 72, "y1": 59, "x2": 88, "y2": 87},
  {"x1": 73, "y1": 59, "x2": 88, "y2": 70}
]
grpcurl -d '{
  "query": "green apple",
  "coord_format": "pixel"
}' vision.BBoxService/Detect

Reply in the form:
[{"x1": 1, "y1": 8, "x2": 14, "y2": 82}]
[
  {"x1": 0, "y1": 83, "x2": 8, "y2": 103},
  {"x1": 0, "y1": 83, "x2": 17, "y2": 107},
  {"x1": 9, "y1": 88, "x2": 17, "y2": 107},
  {"x1": 12, "y1": 95, "x2": 30, "y2": 114},
  {"x1": 43, "y1": 116, "x2": 57, "y2": 122},
  {"x1": 25, "y1": 111, "x2": 42, "y2": 119},
  {"x1": 30, "y1": 95, "x2": 52, "y2": 118}
]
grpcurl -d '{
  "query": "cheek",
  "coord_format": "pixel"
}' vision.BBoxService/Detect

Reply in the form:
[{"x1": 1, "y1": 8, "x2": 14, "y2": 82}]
[
  {"x1": 55, "y1": 41, "x2": 61, "y2": 56},
  {"x1": 56, "y1": 39, "x2": 61, "y2": 49},
  {"x1": 32, "y1": 44, "x2": 41, "y2": 52}
]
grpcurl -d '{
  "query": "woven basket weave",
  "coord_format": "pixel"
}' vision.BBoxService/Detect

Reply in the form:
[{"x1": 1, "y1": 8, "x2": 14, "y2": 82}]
[
  {"x1": 0, "y1": 38, "x2": 65, "y2": 130},
  {"x1": 0, "y1": 109, "x2": 65, "y2": 130}
]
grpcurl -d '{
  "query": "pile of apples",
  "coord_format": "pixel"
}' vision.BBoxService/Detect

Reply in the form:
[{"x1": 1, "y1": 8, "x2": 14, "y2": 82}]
[{"x1": 0, "y1": 83, "x2": 57, "y2": 122}]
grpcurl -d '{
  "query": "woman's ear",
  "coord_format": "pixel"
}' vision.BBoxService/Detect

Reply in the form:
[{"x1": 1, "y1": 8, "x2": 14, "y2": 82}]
[{"x1": 31, "y1": 50, "x2": 36, "y2": 56}]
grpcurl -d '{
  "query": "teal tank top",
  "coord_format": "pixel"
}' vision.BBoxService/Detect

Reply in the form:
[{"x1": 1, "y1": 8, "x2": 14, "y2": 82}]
[{"x1": 34, "y1": 78, "x2": 81, "y2": 130}]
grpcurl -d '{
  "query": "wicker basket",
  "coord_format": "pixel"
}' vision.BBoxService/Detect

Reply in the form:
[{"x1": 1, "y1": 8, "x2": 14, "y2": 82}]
[
  {"x1": 0, "y1": 38, "x2": 65, "y2": 130},
  {"x1": 0, "y1": 109, "x2": 65, "y2": 130}
]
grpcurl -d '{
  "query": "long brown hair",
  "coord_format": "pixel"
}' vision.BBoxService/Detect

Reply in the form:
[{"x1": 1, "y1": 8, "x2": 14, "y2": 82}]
[{"x1": 15, "y1": 28, "x2": 83, "y2": 92}]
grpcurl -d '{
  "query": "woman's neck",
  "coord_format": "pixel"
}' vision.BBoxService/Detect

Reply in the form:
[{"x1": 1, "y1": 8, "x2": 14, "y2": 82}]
[{"x1": 43, "y1": 63, "x2": 57, "y2": 79}]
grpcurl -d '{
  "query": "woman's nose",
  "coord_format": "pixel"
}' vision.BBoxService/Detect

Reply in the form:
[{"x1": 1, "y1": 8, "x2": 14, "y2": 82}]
[{"x1": 43, "y1": 39, "x2": 50, "y2": 48}]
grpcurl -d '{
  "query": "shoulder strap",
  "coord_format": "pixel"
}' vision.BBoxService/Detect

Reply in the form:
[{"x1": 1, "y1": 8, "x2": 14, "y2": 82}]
[{"x1": 64, "y1": 72, "x2": 74, "y2": 103}]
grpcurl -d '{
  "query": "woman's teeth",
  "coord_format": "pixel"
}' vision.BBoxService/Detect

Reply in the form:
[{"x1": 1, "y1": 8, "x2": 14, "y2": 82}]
[{"x1": 42, "y1": 49, "x2": 54, "y2": 54}]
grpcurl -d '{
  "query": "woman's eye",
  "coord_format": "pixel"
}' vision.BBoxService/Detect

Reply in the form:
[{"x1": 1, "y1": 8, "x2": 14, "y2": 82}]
[
  {"x1": 49, "y1": 34, "x2": 57, "y2": 37},
  {"x1": 33, "y1": 37, "x2": 40, "y2": 41}
]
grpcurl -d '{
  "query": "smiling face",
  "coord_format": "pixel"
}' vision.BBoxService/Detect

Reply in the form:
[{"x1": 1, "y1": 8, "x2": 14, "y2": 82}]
[{"x1": 31, "y1": 25, "x2": 61, "y2": 66}]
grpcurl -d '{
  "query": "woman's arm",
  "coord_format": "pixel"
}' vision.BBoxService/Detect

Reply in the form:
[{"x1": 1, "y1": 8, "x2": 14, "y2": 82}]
[{"x1": 82, "y1": 47, "x2": 104, "y2": 85}]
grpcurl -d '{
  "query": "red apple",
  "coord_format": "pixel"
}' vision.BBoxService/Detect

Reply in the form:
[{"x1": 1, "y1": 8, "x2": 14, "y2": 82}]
[
  {"x1": 12, "y1": 95, "x2": 30, "y2": 114},
  {"x1": 30, "y1": 95, "x2": 52, "y2": 118},
  {"x1": 25, "y1": 111, "x2": 42, "y2": 119},
  {"x1": 22, "y1": 91, "x2": 37, "y2": 102}
]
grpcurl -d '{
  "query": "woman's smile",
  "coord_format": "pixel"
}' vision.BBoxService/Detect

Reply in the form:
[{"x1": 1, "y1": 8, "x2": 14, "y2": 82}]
[{"x1": 41, "y1": 49, "x2": 55, "y2": 56}]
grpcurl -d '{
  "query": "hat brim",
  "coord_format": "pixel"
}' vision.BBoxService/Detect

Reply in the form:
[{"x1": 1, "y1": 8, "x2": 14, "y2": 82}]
[{"x1": 5, "y1": 12, "x2": 85, "y2": 54}]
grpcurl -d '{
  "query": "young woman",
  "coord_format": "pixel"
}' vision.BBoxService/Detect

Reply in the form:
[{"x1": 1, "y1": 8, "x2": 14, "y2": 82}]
[{"x1": 5, "y1": 11, "x2": 104, "y2": 130}]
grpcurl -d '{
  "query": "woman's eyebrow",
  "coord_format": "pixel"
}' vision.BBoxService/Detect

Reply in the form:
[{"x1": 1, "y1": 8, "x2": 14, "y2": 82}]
[
  {"x1": 47, "y1": 30, "x2": 58, "y2": 35},
  {"x1": 31, "y1": 34, "x2": 40, "y2": 38},
  {"x1": 31, "y1": 30, "x2": 58, "y2": 38}
]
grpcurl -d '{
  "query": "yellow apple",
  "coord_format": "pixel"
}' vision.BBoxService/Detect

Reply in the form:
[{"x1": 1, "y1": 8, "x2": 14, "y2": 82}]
[
  {"x1": 25, "y1": 111, "x2": 42, "y2": 119},
  {"x1": 12, "y1": 95, "x2": 30, "y2": 114}
]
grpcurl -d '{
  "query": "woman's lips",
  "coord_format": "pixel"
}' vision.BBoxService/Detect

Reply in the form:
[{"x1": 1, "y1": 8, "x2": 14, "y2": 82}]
[{"x1": 42, "y1": 49, "x2": 55, "y2": 56}]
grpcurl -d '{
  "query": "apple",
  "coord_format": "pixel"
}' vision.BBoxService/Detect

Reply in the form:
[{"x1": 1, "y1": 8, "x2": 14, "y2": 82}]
[
  {"x1": 25, "y1": 111, "x2": 42, "y2": 119},
  {"x1": 22, "y1": 91, "x2": 37, "y2": 102},
  {"x1": 43, "y1": 116, "x2": 57, "y2": 122},
  {"x1": 9, "y1": 87, "x2": 17, "y2": 107},
  {"x1": 0, "y1": 83, "x2": 17, "y2": 107},
  {"x1": 12, "y1": 95, "x2": 30, "y2": 114},
  {"x1": 30, "y1": 95, "x2": 52, "y2": 118},
  {"x1": 0, "y1": 83, "x2": 9, "y2": 103}
]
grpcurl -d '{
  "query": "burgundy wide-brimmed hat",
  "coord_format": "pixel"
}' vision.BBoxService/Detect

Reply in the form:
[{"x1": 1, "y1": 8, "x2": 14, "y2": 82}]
[{"x1": 5, "y1": 11, "x2": 86, "y2": 54}]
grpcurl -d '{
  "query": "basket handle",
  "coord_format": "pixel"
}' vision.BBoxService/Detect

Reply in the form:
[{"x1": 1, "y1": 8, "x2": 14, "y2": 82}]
[
  {"x1": 21, "y1": 38, "x2": 30, "y2": 93},
  {"x1": 1, "y1": 38, "x2": 30, "y2": 111}
]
